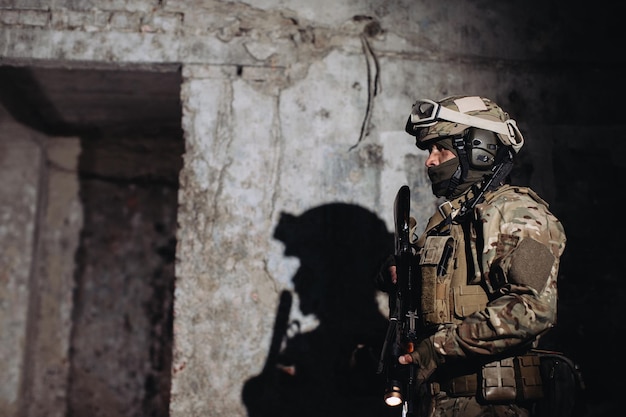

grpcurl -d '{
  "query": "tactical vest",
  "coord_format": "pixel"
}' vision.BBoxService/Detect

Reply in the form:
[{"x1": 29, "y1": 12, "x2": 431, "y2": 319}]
[
  {"x1": 415, "y1": 185, "x2": 555, "y2": 326},
  {"x1": 415, "y1": 186, "x2": 575, "y2": 406},
  {"x1": 415, "y1": 194, "x2": 488, "y2": 326}
]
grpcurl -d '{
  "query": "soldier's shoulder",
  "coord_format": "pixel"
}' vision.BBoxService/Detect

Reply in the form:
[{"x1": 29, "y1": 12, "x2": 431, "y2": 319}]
[
  {"x1": 477, "y1": 185, "x2": 560, "y2": 225},
  {"x1": 485, "y1": 184, "x2": 548, "y2": 208}
]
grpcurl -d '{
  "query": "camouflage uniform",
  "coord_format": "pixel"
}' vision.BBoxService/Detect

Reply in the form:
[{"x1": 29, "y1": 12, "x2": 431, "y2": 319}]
[
  {"x1": 410, "y1": 184, "x2": 566, "y2": 417},
  {"x1": 394, "y1": 96, "x2": 567, "y2": 417}
]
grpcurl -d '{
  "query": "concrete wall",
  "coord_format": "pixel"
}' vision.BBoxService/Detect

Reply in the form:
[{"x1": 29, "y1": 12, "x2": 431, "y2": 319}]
[
  {"x1": 0, "y1": 1, "x2": 623, "y2": 417},
  {"x1": 0, "y1": 105, "x2": 45, "y2": 417}
]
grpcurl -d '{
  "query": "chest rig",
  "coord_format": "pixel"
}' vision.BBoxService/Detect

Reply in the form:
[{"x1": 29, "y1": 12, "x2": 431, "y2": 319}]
[
  {"x1": 415, "y1": 149, "x2": 516, "y2": 327},
  {"x1": 415, "y1": 195, "x2": 488, "y2": 327}
]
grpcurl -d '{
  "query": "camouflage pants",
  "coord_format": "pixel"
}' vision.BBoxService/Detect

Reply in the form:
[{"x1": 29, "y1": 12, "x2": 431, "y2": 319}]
[{"x1": 421, "y1": 392, "x2": 531, "y2": 417}]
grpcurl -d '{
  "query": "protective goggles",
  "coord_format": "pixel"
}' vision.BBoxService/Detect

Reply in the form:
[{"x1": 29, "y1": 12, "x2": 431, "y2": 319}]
[{"x1": 409, "y1": 98, "x2": 523, "y2": 150}]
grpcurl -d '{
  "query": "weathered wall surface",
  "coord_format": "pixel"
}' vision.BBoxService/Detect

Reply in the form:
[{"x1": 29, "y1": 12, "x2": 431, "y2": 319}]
[
  {"x1": 29, "y1": 137, "x2": 82, "y2": 417},
  {"x1": 1, "y1": 1, "x2": 623, "y2": 416},
  {"x1": 0, "y1": 106, "x2": 43, "y2": 417}
]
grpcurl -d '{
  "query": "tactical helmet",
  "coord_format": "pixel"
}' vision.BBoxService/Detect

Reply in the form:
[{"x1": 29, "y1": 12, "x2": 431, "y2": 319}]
[
  {"x1": 404, "y1": 96, "x2": 524, "y2": 199},
  {"x1": 405, "y1": 96, "x2": 524, "y2": 153}
]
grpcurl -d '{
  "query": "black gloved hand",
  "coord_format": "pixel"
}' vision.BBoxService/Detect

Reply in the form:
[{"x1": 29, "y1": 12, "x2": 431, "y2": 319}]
[
  {"x1": 398, "y1": 338, "x2": 441, "y2": 384},
  {"x1": 374, "y1": 254, "x2": 397, "y2": 293}
]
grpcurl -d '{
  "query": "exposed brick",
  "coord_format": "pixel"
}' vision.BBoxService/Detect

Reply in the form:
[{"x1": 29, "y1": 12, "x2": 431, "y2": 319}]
[
  {"x1": 0, "y1": 10, "x2": 20, "y2": 24},
  {"x1": 93, "y1": 10, "x2": 111, "y2": 28},
  {"x1": 0, "y1": 0, "x2": 47, "y2": 10},
  {"x1": 181, "y1": 64, "x2": 238, "y2": 79},
  {"x1": 48, "y1": 0, "x2": 159, "y2": 13},
  {"x1": 96, "y1": 0, "x2": 159, "y2": 13},
  {"x1": 109, "y1": 11, "x2": 142, "y2": 32},
  {"x1": 241, "y1": 65, "x2": 286, "y2": 83},
  {"x1": 141, "y1": 12, "x2": 183, "y2": 34},
  {"x1": 179, "y1": 10, "x2": 225, "y2": 33},
  {"x1": 16, "y1": 9, "x2": 49, "y2": 27},
  {"x1": 51, "y1": 9, "x2": 111, "y2": 31}
]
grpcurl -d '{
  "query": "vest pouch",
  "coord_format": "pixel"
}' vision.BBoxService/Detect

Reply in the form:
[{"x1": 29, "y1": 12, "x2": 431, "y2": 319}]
[
  {"x1": 478, "y1": 354, "x2": 544, "y2": 404},
  {"x1": 419, "y1": 235, "x2": 455, "y2": 325},
  {"x1": 452, "y1": 284, "x2": 489, "y2": 319}
]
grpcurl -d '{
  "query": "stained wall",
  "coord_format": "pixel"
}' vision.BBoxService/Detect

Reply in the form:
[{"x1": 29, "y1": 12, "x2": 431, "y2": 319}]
[{"x1": 0, "y1": 1, "x2": 623, "y2": 416}]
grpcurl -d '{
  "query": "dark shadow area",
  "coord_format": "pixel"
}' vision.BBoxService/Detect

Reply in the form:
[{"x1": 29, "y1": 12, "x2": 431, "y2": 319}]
[
  {"x1": 0, "y1": 64, "x2": 182, "y2": 417},
  {"x1": 243, "y1": 203, "x2": 400, "y2": 417},
  {"x1": 506, "y1": 126, "x2": 624, "y2": 416},
  {"x1": 0, "y1": 64, "x2": 182, "y2": 138},
  {"x1": 542, "y1": 143, "x2": 625, "y2": 417},
  {"x1": 69, "y1": 143, "x2": 179, "y2": 417}
]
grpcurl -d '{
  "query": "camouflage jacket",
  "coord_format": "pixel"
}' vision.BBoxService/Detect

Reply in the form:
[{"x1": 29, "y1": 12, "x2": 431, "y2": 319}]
[{"x1": 417, "y1": 184, "x2": 566, "y2": 360}]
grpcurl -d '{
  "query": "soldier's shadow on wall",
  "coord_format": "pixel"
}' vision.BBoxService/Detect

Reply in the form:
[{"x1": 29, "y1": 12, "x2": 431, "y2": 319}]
[{"x1": 243, "y1": 203, "x2": 401, "y2": 417}]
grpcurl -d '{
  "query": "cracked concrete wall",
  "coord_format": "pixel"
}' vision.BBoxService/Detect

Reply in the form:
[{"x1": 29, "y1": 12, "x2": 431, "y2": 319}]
[
  {"x1": 1, "y1": 0, "x2": 622, "y2": 416},
  {"x1": 0, "y1": 101, "x2": 83, "y2": 417},
  {"x1": 28, "y1": 137, "x2": 82, "y2": 417},
  {"x1": 0, "y1": 105, "x2": 44, "y2": 417}
]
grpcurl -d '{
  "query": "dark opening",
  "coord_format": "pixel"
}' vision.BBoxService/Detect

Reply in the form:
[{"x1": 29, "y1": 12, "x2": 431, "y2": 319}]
[{"x1": 0, "y1": 64, "x2": 183, "y2": 417}]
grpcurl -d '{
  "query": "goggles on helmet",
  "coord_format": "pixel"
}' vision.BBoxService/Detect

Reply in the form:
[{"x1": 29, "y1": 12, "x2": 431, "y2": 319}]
[{"x1": 409, "y1": 98, "x2": 523, "y2": 150}]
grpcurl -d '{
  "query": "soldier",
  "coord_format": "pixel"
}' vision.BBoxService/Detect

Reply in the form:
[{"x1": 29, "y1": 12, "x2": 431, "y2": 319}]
[{"x1": 378, "y1": 96, "x2": 568, "y2": 416}]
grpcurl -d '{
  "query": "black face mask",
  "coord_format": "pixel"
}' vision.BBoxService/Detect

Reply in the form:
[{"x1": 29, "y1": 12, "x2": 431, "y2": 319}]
[
  {"x1": 428, "y1": 158, "x2": 492, "y2": 198},
  {"x1": 427, "y1": 158, "x2": 459, "y2": 197}
]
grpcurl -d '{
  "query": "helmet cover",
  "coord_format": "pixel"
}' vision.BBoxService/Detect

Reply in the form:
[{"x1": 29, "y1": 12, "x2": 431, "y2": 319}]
[{"x1": 406, "y1": 96, "x2": 520, "y2": 151}]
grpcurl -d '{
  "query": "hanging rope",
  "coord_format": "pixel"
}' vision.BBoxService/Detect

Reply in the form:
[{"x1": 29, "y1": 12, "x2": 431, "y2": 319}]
[{"x1": 349, "y1": 34, "x2": 380, "y2": 151}]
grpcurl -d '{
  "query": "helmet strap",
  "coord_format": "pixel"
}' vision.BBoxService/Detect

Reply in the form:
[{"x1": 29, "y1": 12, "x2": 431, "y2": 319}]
[{"x1": 443, "y1": 134, "x2": 470, "y2": 197}]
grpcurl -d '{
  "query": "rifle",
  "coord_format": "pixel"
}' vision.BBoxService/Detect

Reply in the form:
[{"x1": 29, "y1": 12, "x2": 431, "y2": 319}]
[{"x1": 377, "y1": 185, "x2": 420, "y2": 416}]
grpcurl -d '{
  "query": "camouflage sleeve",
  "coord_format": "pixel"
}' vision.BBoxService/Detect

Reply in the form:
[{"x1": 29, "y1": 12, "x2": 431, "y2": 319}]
[{"x1": 430, "y1": 186, "x2": 566, "y2": 359}]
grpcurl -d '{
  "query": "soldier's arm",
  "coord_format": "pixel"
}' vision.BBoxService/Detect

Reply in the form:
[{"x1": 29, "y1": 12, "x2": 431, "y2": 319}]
[{"x1": 423, "y1": 192, "x2": 566, "y2": 361}]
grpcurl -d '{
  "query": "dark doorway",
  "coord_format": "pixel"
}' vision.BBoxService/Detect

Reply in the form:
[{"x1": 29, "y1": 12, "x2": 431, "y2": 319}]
[{"x1": 0, "y1": 64, "x2": 183, "y2": 417}]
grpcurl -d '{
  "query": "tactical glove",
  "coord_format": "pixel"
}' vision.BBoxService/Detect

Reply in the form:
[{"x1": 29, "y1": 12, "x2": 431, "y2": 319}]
[{"x1": 374, "y1": 254, "x2": 397, "y2": 293}]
